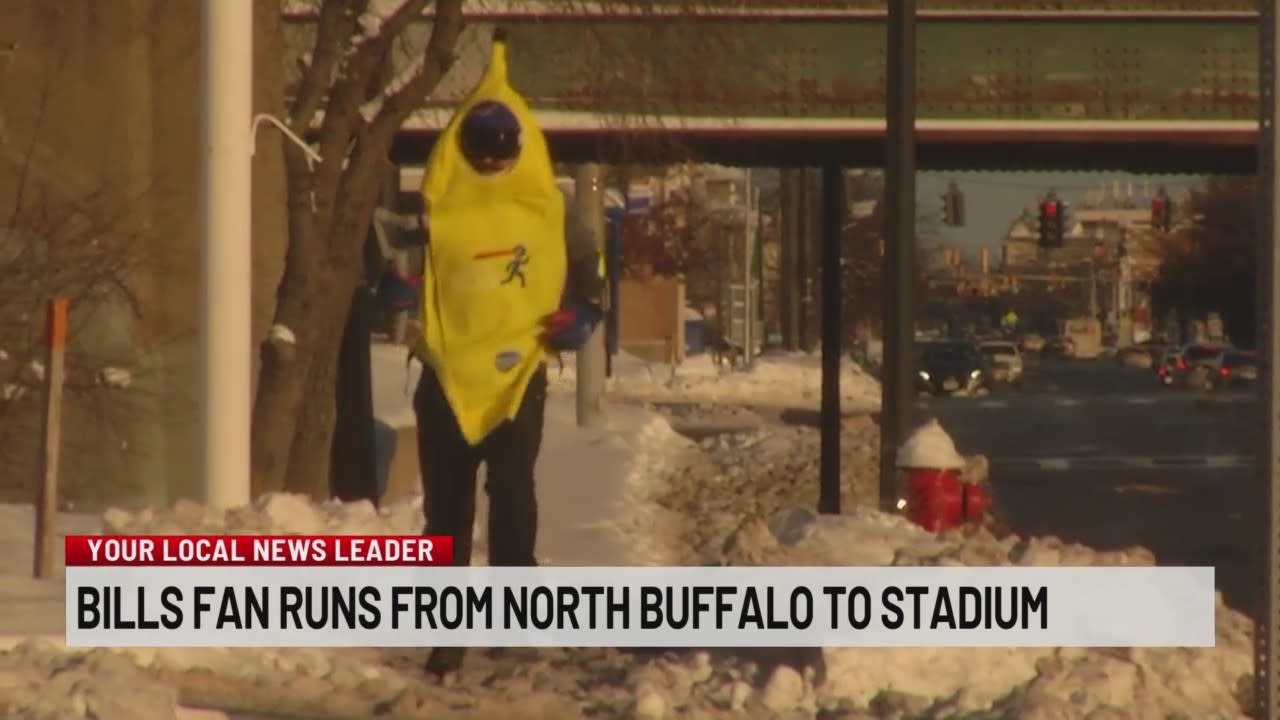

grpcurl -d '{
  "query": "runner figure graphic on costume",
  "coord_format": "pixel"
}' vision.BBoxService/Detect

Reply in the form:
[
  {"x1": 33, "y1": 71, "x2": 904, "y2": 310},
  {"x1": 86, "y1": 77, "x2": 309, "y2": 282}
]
[{"x1": 502, "y1": 245, "x2": 529, "y2": 287}]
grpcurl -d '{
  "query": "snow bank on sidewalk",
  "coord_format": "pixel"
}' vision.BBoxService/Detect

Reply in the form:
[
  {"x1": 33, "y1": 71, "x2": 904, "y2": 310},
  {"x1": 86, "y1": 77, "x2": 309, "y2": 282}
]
[
  {"x1": 720, "y1": 506, "x2": 1252, "y2": 718},
  {"x1": 102, "y1": 493, "x2": 422, "y2": 537},
  {"x1": 548, "y1": 350, "x2": 882, "y2": 410}
]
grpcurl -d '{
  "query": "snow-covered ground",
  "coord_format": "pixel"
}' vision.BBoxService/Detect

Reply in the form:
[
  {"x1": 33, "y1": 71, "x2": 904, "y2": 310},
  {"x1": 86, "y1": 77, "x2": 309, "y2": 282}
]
[
  {"x1": 0, "y1": 343, "x2": 1253, "y2": 718},
  {"x1": 0, "y1": 494, "x2": 1253, "y2": 719},
  {"x1": 373, "y1": 342, "x2": 883, "y2": 419},
  {"x1": 547, "y1": 349, "x2": 883, "y2": 411},
  {"x1": 367, "y1": 341, "x2": 691, "y2": 565}
]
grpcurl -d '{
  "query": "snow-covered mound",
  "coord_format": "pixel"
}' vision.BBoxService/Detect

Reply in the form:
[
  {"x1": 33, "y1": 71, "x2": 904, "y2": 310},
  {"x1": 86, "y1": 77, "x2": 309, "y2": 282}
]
[
  {"x1": 721, "y1": 506, "x2": 1253, "y2": 718},
  {"x1": 897, "y1": 418, "x2": 967, "y2": 470},
  {"x1": 549, "y1": 350, "x2": 882, "y2": 410},
  {"x1": 0, "y1": 641, "x2": 182, "y2": 720},
  {"x1": 0, "y1": 489, "x2": 1252, "y2": 719},
  {"x1": 103, "y1": 493, "x2": 423, "y2": 537}
]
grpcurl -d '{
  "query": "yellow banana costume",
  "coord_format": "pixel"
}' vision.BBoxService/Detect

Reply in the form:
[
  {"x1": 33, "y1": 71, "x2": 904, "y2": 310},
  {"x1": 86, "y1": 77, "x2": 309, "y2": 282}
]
[{"x1": 418, "y1": 36, "x2": 566, "y2": 446}]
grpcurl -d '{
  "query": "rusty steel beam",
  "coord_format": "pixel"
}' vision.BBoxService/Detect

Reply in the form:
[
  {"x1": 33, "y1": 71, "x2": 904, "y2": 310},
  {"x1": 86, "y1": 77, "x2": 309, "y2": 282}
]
[{"x1": 283, "y1": 4, "x2": 1258, "y2": 22}]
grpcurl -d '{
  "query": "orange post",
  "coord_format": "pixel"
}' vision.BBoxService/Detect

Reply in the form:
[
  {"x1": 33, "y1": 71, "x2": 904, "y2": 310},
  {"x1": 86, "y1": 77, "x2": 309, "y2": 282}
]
[{"x1": 33, "y1": 298, "x2": 68, "y2": 579}]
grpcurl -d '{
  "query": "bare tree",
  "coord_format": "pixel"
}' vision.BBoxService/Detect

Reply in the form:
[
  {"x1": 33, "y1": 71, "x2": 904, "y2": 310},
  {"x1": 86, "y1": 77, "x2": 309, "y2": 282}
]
[
  {"x1": 250, "y1": 0, "x2": 466, "y2": 499},
  {"x1": 1151, "y1": 177, "x2": 1257, "y2": 345},
  {"x1": 0, "y1": 78, "x2": 157, "y2": 507}
]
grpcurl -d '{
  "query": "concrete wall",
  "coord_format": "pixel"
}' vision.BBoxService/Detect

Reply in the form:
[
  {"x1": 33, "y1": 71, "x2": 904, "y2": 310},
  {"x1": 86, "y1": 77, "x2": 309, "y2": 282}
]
[{"x1": 0, "y1": 1, "x2": 287, "y2": 509}]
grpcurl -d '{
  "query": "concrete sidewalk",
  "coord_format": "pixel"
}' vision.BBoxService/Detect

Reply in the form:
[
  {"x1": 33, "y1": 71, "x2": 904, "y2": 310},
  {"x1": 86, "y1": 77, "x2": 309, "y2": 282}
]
[
  {"x1": 0, "y1": 504, "x2": 98, "y2": 645},
  {"x1": 0, "y1": 388, "x2": 676, "y2": 647},
  {"x1": 372, "y1": 345, "x2": 679, "y2": 567}
]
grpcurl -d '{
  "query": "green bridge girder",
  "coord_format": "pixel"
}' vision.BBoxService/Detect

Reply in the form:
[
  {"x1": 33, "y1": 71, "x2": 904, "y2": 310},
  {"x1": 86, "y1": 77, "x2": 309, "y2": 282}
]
[
  {"x1": 472, "y1": 15, "x2": 1258, "y2": 124},
  {"x1": 282, "y1": 5, "x2": 1265, "y2": 170}
]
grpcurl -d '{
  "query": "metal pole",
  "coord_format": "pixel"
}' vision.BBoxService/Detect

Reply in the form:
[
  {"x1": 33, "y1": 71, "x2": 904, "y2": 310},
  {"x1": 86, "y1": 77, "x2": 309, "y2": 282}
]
[
  {"x1": 1088, "y1": 258, "x2": 1099, "y2": 318},
  {"x1": 1256, "y1": 0, "x2": 1280, "y2": 712},
  {"x1": 200, "y1": 0, "x2": 252, "y2": 508},
  {"x1": 780, "y1": 170, "x2": 801, "y2": 350},
  {"x1": 743, "y1": 169, "x2": 754, "y2": 368},
  {"x1": 818, "y1": 164, "x2": 845, "y2": 515},
  {"x1": 806, "y1": 169, "x2": 825, "y2": 350},
  {"x1": 575, "y1": 164, "x2": 606, "y2": 427},
  {"x1": 879, "y1": 0, "x2": 918, "y2": 512}
]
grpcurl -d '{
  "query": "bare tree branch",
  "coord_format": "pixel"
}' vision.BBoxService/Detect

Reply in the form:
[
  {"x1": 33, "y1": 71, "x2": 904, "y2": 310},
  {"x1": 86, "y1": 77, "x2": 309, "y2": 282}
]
[
  {"x1": 312, "y1": 1, "x2": 432, "y2": 217},
  {"x1": 288, "y1": 0, "x2": 367, "y2": 129},
  {"x1": 368, "y1": 1, "x2": 462, "y2": 136},
  {"x1": 328, "y1": 0, "x2": 463, "y2": 251}
]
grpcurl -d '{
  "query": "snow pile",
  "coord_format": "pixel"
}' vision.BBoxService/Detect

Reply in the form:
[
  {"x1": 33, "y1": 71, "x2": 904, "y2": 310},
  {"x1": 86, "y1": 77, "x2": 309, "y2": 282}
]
[
  {"x1": 0, "y1": 641, "x2": 180, "y2": 720},
  {"x1": 548, "y1": 351, "x2": 882, "y2": 411},
  {"x1": 653, "y1": 416, "x2": 885, "y2": 563},
  {"x1": 718, "y1": 506, "x2": 1253, "y2": 718},
  {"x1": 896, "y1": 418, "x2": 967, "y2": 470},
  {"x1": 103, "y1": 494, "x2": 423, "y2": 538}
]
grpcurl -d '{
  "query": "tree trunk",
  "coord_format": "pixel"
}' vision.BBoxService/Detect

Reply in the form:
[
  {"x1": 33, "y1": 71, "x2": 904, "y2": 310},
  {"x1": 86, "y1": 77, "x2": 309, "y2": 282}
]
[
  {"x1": 283, "y1": 289, "x2": 352, "y2": 499},
  {"x1": 249, "y1": 308, "x2": 314, "y2": 497}
]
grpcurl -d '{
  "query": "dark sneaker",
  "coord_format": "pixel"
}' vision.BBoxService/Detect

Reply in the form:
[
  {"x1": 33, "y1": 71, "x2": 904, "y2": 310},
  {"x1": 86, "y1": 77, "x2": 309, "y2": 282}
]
[{"x1": 425, "y1": 647, "x2": 466, "y2": 681}]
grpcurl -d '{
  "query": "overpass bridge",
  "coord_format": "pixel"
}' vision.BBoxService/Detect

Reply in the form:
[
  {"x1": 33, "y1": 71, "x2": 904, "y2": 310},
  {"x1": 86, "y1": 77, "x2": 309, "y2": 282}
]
[{"x1": 284, "y1": 1, "x2": 1262, "y2": 171}]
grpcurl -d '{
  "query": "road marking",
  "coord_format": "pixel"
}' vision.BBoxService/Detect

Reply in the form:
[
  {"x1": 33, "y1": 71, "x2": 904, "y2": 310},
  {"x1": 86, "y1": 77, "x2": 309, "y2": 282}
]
[
  {"x1": 1051, "y1": 398, "x2": 1081, "y2": 407},
  {"x1": 1123, "y1": 396, "x2": 1157, "y2": 405},
  {"x1": 991, "y1": 455, "x2": 1254, "y2": 472},
  {"x1": 1119, "y1": 456, "x2": 1156, "y2": 468},
  {"x1": 1206, "y1": 455, "x2": 1250, "y2": 468},
  {"x1": 977, "y1": 399, "x2": 1009, "y2": 408}
]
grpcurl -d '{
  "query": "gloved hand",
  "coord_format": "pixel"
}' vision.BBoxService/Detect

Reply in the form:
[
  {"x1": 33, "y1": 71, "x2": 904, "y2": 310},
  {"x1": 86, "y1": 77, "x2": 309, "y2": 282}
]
[{"x1": 542, "y1": 300, "x2": 603, "y2": 352}]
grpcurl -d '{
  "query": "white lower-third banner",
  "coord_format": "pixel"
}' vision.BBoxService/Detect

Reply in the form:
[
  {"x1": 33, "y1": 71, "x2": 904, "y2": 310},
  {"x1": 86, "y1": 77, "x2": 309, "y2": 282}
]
[{"x1": 66, "y1": 565, "x2": 1214, "y2": 648}]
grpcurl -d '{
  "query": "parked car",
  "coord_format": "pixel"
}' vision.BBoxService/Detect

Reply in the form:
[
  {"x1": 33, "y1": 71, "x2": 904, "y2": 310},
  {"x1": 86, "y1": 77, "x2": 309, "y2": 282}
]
[
  {"x1": 917, "y1": 341, "x2": 990, "y2": 396},
  {"x1": 1155, "y1": 346, "x2": 1182, "y2": 387},
  {"x1": 1045, "y1": 335, "x2": 1076, "y2": 358},
  {"x1": 1020, "y1": 334, "x2": 1046, "y2": 352},
  {"x1": 1116, "y1": 344, "x2": 1156, "y2": 369},
  {"x1": 978, "y1": 340, "x2": 1024, "y2": 386},
  {"x1": 1219, "y1": 350, "x2": 1260, "y2": 390},
  {"x1": 1157, "y1": 343, "x2": 1231, "y2": 390}
]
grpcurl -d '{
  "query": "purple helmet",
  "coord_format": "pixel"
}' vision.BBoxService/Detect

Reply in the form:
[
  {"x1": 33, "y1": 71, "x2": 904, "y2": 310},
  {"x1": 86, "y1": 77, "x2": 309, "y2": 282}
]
[{"x1": 459, "y1": 101, "x2": 522, "y2": 166}]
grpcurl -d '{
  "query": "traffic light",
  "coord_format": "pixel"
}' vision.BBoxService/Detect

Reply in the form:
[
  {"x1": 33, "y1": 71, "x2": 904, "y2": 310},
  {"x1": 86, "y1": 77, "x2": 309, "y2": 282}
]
[
  {"x1": 1151, "y1": 187, "x2": 1173, "y2": 232},
  {"x1": 1038, "y1": 193, "x2": 1066, "y2": 247},
  {"x1": 941, "y1": 181, "x2": 965, "y2": 227}
]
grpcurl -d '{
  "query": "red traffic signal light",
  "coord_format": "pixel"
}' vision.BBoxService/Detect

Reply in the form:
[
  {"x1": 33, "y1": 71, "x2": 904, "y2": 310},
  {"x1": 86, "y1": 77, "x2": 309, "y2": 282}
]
[{"x1": 1043, "y1": 200, "x2": 1058, "y2": 216}]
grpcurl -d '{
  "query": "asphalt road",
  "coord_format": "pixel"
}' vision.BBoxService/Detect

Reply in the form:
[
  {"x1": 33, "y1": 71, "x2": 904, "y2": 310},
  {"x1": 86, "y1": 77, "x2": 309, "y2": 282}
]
[{"x1": 919, "y1": 355, "x2": 1260, "y2": 619}]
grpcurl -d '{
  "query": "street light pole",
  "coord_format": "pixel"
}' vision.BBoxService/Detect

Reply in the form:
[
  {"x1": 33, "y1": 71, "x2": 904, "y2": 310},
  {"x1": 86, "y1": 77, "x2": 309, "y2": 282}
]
[
  {"x1": 575, "y1": 163, "x2": 606, "y2": 427},
  {"x1": 200, "y1": 0, "x2": 253, "y2": 509},
  {"x1": 879, "y1": 0, "x2": 918, "y2": 512},
  {"x1": 1257, "y1": 0, "x2": 1280, "y2": 712}
]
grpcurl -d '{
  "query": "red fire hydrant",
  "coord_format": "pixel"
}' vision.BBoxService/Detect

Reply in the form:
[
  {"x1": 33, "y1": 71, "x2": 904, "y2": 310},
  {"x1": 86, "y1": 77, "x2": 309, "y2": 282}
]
[
  {"x1": 896, "y1": 419, "x2": 985, "y2": 533},
  {"x1": 961, "y1": 482, "x2": 992, "y2": 524},
  {"x1": 903, "y1": 467, "x2": 964, "y2": 532}
]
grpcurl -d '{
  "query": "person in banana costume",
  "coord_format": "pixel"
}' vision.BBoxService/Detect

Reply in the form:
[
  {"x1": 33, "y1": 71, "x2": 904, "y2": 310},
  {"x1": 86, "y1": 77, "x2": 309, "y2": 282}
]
[{"x1": 411, "y1": 30, "x2": 604, "y2": 678}]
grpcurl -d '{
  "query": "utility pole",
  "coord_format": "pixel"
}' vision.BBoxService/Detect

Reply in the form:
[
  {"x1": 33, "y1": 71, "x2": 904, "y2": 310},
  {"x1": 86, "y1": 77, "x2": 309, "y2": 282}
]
[
  {"x1": 743, "y1": 169, "x2": 754, "y2": 368},
  {"x1": 1088, "y1": 257, "x2": 1099, "y2": 318},
  {"x1": 1257, "y1": 0, "x2": 1280, "y2": 713},
  {"x1": 879, "y1": 0, "x2": 918, "y2": 512},
  {"x1": 200, "y1": 0, "x2": 252, "y2": 509},
  {"x1": 818, "y1": 165, "x2": 845, "y2": 515},
  {"x1": 575, "y1": 164, "x2": 606, "y2": 427},
  {"x1": 779, "y1": 170, "x2": 800, "y2": 350}
]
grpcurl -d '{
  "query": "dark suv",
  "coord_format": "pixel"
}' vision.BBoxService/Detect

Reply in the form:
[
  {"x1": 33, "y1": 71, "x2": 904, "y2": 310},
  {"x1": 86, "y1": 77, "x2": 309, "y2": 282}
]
[{"x1": 916, "y1": 341, "x2": 990, "y2": 396}]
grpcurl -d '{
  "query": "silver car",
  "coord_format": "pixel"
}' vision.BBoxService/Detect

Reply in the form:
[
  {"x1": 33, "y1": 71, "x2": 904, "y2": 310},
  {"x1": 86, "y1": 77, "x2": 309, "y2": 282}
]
[{"x1": 978, "y1": 341, "x2": 1024, "y2": 385}]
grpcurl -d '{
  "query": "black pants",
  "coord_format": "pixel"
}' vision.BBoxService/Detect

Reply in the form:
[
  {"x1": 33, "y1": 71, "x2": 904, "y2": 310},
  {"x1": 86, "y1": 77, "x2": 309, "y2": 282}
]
[{"x1": 414, "y1": 363, "x2": 547, "y2": 567}]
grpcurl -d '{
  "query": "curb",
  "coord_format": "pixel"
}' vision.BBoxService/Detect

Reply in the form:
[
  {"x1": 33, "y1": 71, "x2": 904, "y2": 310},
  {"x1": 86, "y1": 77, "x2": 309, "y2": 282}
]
[
  {"x1": 0, "y1": 634, "x2": 65, "y2": 652},
  {"x1": 0, "y1": 637, "x2": 230, "y2": 719},
  {"x1": 1193, "y1": 396, "x2": 1255, "y2": 412}
]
